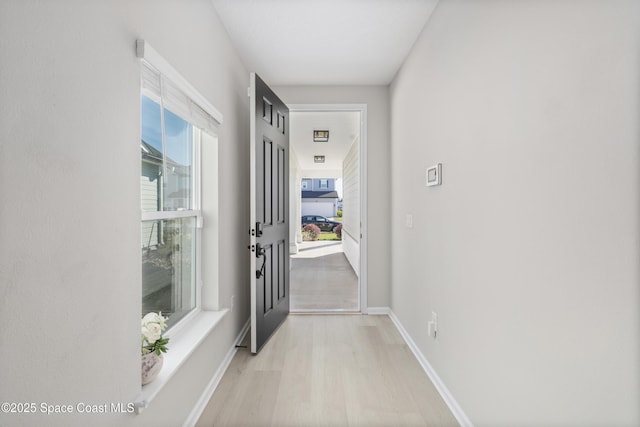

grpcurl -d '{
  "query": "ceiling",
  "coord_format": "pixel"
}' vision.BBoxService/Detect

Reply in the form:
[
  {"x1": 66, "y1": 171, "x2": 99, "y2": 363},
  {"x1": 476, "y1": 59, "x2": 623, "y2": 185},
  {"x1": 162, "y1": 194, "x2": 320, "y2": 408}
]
[
  {"x1": 210, "y1": 0, "x2": 439, "y2": 86},
  {"x1": 290, "y1": 111, "x2": 360, "y2": 178},
  {"x1": 210, "y1": 1, "x2": 438, "y2": 177}
]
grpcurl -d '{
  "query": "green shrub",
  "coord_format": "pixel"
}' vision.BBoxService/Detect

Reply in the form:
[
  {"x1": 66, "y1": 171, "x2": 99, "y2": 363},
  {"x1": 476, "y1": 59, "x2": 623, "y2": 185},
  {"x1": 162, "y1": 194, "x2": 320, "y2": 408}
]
[{"x1": 337, "y1": 208, "x2": 343, "y2": 218}]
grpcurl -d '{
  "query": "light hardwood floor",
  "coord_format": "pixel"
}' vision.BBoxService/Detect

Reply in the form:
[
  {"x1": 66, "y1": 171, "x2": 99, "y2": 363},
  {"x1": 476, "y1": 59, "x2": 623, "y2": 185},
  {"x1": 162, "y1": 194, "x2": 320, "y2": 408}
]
[
  {"x1": 290, "y1": 242, "x2": 359, "y2": 311},
  {"x1": 196, "y1": 315, "x2": 459, "y2": 427}
]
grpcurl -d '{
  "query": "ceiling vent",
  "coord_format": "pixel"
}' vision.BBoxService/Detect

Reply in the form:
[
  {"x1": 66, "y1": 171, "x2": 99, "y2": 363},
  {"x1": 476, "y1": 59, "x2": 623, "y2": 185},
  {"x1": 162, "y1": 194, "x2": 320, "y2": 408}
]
[{"x1": 313, "y1": 155, "x2": 325, "y2": 163}]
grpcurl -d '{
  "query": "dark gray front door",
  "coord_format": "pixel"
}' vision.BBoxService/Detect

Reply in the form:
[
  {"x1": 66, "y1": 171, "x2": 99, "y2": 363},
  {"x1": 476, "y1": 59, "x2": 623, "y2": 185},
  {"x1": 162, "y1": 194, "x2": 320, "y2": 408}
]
[{"x1": 249, "y1": 73, "x2": 289, "y2": 353}]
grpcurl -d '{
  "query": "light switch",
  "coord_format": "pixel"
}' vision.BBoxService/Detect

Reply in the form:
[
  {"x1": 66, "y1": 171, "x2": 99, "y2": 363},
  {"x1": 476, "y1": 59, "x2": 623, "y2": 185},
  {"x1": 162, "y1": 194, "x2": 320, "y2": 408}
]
[
  {"x1": 426, "y1": 163, "x2": 442, "y2": 186},
  {"x1": 405, "y1": 214, "x2": 413, "y2": 228}
]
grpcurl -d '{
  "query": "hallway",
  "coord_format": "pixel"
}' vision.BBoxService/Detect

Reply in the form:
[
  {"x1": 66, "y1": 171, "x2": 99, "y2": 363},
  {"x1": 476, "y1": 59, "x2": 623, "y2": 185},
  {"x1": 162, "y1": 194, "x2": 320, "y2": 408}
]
[
  {"x1": 196, "y1": 314, "x2": 459, "y2": 427},
  {"x1": 2, "y1": 1, "x2": 638, "y2": 426},
  {"x1": 290, "y1": 241, "x2": 359, "y2": 312}
]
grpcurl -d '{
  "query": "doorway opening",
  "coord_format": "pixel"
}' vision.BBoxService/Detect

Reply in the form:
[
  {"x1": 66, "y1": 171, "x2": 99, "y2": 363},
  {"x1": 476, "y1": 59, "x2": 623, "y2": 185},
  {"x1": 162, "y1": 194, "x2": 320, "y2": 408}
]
[{"x1": 288, "y1": 105, "x2": 368, "y2": 313}]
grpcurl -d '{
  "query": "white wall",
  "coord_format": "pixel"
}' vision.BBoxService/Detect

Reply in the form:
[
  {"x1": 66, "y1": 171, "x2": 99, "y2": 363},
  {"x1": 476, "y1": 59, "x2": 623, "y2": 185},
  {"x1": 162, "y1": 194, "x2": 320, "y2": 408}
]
[
  {"x1": 342, "y1": 138, "x2": 360, "y2": 276},
  {"x1": 289, "y1": 147, "x2": 303, "y2": 253},
  {"x1": 390, "y1": 0, "x2": 640, "y2": 425},
  {"x1": 0, "y1": 1, "x2": 250, "y2": 426},
  {"x1": 274, "y1": 86, "x2": 391, "y2": 308}
]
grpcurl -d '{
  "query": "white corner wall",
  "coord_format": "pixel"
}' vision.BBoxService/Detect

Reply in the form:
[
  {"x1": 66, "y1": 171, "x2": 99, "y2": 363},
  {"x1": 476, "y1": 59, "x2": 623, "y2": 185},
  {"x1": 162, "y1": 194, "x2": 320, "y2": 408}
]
[
  {"x1": 273, "y1": 86, "x2": 391, "y2": 308},
  {"x1": 390, "y1": 0, "x2": 640, "y2": 426},
  {"x1": 0, "y1": 1, "x2": 250, "y2": 426},
  {"x1": 289, "y1": 147, "x2": 303, "y2": 253}
]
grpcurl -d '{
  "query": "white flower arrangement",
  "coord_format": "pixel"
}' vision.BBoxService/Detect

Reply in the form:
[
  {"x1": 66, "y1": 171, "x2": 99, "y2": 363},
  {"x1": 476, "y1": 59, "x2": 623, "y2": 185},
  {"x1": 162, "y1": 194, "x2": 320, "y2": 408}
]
[{"x1": 141, "y1": 312, "x2": 169, "y2": 356}]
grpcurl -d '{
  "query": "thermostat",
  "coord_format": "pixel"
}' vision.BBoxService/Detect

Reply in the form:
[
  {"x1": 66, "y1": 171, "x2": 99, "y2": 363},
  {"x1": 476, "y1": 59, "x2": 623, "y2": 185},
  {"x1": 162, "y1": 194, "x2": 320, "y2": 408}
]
[{"x1": 426, "y1": 163, "x2": 442, "y2": 187}]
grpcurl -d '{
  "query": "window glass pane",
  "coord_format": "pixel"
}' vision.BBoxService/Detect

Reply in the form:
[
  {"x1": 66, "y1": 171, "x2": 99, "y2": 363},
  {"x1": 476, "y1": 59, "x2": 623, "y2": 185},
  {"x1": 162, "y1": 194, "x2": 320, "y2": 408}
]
[
  {"x1": 141, "y1": 96, "x2": 163, "y2": 212},
  {"x1": 140, "y1": 97, "x2": 194, "y2": 213},
  {"x1": 142, "y1": 217, "x2": 196, "y2": 328},
  {"x1": 163, "y1": 108, "x2": 193, "y2": 211}
]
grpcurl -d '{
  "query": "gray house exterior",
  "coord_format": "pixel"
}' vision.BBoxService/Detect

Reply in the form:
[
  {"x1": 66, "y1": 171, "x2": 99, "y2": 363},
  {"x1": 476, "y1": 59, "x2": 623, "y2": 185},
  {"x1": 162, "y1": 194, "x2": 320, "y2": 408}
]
[{"x1": 301, "y1": 178, "x2": 339, "y2": 217}]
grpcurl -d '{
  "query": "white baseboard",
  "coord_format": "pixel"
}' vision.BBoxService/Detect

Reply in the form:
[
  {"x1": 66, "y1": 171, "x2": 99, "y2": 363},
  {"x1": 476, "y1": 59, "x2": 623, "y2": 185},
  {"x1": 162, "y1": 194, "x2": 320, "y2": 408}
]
[
  {"x1": 366, "y1": 306, "x2": 391, "y2": 315},
  {"x1": 183, "y1": 318, "x2": 251, "y2": 427},
  {"x1": 387, "y1": 310, "x2": 473, "y2": 427}
]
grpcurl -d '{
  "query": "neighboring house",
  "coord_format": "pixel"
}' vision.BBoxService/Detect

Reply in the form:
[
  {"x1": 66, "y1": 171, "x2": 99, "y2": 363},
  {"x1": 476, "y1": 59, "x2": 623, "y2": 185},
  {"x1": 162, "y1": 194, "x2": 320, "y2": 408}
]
[
  {"x1": 141, "y1": 140, "x2": 191, "y2": 249},
  {"x1": 141, "y1": 140, "x2": 162, "y2": 249},
  {"x1": 301, "y1": 178, "x2": 339, "y2": 218},
  {"x1": 301, "y1": 177, "x2": 334, "y2": 192}
]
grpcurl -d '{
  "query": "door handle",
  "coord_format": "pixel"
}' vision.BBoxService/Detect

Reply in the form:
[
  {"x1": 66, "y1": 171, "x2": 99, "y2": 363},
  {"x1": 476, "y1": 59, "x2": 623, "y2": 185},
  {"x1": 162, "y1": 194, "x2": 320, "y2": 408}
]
[{"x1": 255, "y1": 243, "x2": 267, "y2": 279}]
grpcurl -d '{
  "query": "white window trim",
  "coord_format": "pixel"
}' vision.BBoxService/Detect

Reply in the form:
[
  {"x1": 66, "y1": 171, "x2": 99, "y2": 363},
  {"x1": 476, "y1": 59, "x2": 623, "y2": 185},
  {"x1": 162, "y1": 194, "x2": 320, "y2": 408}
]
[
  {"x1": 135, "y1": 310, "x2": 228, "y2": 413},
  {"x1": 135, "y1": 40, "x2": 225, "y2": 412},
  {"x1": 141, "y1": 93, "x2": 202, "y2": 330},
  {"x1": 142, "y1": 210, "x2": 201, "y2": 221}
]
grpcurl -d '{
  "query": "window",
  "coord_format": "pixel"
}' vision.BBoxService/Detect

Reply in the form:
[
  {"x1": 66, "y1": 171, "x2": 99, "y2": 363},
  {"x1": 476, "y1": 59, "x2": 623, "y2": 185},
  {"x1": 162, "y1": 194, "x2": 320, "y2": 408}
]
[
  {"x1": 139, "y1": 50, "x2": 221, "y2": 330},
  {"x1": 141, "y1": 95, "x2": 199, "y2": 329},
  {"x1": 319, "y1": 179, "x2": 329, "y2": 189},
  {"x1": 301, "y1": 179, "x2": 310, "y2": 190}
]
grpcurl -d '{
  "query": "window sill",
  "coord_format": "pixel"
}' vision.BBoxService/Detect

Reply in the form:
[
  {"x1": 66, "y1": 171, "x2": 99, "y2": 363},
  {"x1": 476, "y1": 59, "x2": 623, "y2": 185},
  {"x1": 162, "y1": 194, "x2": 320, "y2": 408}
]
[{"x1": 134, "y1": 309, "x2": 228, "y2": 414}]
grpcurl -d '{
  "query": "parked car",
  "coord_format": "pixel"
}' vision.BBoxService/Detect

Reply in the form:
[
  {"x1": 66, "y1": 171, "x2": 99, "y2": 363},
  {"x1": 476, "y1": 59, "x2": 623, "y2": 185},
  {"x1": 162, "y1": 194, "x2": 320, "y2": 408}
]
[{"x1": 301, "y1": 215, "x2": 341, "y2": 232}]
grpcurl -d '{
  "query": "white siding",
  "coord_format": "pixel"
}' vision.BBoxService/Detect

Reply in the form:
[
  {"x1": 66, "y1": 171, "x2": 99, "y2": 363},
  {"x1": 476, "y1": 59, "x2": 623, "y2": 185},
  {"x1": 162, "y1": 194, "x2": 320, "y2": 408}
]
[{"x1": 342, "y1": 137, "x2": 359, "y2": 275}]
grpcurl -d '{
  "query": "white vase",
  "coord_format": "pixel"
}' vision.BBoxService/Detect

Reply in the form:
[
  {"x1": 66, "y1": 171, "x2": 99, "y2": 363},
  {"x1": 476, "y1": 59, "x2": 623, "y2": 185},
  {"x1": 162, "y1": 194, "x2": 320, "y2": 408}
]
[{"x1": 141, "y1": 352, "x2": 164, "y2": 385}]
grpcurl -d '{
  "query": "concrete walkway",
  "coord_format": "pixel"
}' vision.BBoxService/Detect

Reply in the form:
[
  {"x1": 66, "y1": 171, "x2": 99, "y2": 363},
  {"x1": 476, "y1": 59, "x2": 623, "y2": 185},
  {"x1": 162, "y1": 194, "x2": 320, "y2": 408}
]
[{"x1": 290, "y1": 241, "x2": 359, "y2": 311}]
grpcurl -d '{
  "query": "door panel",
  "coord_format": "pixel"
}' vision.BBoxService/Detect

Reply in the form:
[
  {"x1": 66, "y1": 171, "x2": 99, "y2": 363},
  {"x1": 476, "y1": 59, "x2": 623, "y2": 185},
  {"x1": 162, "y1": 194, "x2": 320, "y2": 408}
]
[
  {"x1": 278, "y1": 146, "x2": 285, "y2": 224},
  {"x1": 250, "y1": 73, "x2": 289, "y2": 353},
  {"x1": 261, "y1": 137, "x2": 273, "y2": 226}
]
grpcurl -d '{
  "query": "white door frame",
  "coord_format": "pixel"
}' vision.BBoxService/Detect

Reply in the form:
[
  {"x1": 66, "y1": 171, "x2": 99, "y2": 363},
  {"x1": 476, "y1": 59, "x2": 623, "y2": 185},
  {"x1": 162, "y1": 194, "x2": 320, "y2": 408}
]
[{"x1": 288, "y1": 103, "x2": 368, "y2": 314}]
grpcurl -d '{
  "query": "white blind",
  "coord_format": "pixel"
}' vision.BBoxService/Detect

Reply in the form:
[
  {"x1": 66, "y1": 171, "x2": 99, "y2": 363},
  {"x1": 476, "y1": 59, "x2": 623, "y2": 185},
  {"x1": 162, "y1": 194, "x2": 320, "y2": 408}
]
[
  {"x1": 140, "y1": 59, "x2": 220, "y2": 136},
  {"x1": 141, "y1": 62, "x2": 161, "y2": 102}
]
